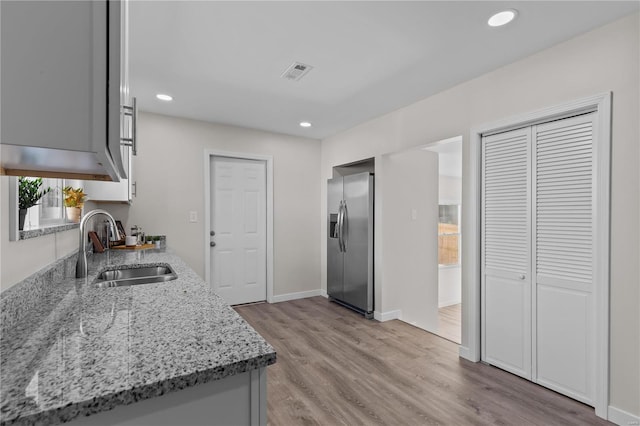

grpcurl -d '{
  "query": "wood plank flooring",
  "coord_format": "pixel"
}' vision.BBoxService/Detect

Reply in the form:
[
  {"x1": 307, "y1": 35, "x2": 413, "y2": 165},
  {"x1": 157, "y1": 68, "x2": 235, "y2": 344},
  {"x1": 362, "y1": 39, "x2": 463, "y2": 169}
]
[
  {"x1": 235, "y1": 297, "x2": 608, "y2": 426},
  {"x1": 437, "y1": 303, "x2": 461, "y2": 344}
]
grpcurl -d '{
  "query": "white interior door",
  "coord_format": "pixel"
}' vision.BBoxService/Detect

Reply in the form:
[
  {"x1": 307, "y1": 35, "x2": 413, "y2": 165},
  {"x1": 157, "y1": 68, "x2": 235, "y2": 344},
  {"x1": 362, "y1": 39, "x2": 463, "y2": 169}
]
[
  {"x1": 481, "y1": 127, "x2": 532, "y2": 380},
  {"x1": 533, "y1": 113, "x2": 595, "y2": 405},
  {"x1": 210, "y1": 156, "x2": 266, "y2": 305}
]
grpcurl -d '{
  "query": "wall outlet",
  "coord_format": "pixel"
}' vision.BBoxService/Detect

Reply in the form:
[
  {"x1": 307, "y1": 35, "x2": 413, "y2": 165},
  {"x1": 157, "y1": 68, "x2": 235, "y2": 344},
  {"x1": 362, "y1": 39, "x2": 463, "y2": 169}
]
[
  {"x1": 411, "y1": 209, "x2": 418, "y2": 220},
  {"x1": 189, "y1": 211, "x2": 198, "y2": 223}
]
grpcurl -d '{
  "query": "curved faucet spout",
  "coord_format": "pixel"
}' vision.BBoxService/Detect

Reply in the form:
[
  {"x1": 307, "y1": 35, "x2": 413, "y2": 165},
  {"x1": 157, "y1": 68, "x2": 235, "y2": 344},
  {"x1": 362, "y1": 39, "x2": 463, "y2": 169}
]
[{"x1": 76, "y1": 209, "x2": 121, "y2": 278}]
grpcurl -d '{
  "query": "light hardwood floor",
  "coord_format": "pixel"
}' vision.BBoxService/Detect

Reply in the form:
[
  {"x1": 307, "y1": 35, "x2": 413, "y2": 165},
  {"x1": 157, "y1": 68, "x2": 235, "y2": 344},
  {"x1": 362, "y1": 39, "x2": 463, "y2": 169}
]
[
  {"x1": 437, "y1": 303, "x2": 461, "y2": 344},
  {"x1": 235, "y1": 297, "x2": 608, "y2": 426}
]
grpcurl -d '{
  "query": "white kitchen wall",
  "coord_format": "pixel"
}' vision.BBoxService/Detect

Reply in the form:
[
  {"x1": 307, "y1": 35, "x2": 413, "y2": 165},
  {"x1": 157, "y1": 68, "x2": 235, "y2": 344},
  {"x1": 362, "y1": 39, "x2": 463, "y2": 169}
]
[
  {"x1": 439, "y1": 176, "x2": 461, "y2": 205},
  {"x1": 438, "y1": 267, "x2": 461, "y2": 308},
  {"x1": 380, "y1": 148, "x2": 439, "y2": 330},
  {"x1": 320, "y1": 14, "x2": 639, "y2": 417},
  {"x1": 0, "y1": 177, "x2": 79, "y2": 291},
  {"x1": 97, "y1": 112, "x2": 322, "y2": 298}
]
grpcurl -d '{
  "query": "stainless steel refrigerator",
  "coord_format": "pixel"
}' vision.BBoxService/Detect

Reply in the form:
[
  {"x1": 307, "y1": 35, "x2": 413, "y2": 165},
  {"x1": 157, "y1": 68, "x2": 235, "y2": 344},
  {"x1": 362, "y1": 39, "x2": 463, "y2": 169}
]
[{"x1": 327, "y1": 172, "x2": 374, "y2": 318}]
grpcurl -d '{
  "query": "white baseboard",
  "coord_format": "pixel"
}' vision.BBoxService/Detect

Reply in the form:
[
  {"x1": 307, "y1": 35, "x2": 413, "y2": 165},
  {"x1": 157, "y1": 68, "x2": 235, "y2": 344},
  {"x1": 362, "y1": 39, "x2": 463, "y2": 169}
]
[
  {"x1": 271, "y1": 289, "x2": 322, "y2": 303},
  {"x1": 320, "y1": 289, "x2": 328, "y2": 298},
  {"x1": 373, "y1": 310, "x2": 401, "y2": 322},
  {"x1": 459, "y1": 346, "x2": 473, "y2": 361},
  {"x1": 438, "y1": 299, "x2": 462, "y2": 308},
  {"x1": 608, "y1": 406, "x2": 640, "y2": 425}
]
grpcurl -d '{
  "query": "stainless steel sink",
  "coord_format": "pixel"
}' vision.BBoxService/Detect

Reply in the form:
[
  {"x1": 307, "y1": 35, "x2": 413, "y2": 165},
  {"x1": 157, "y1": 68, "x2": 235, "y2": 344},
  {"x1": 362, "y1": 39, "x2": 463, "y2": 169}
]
[{"x1": 93, "y1": 265, "x2": 178, "y2": 288}]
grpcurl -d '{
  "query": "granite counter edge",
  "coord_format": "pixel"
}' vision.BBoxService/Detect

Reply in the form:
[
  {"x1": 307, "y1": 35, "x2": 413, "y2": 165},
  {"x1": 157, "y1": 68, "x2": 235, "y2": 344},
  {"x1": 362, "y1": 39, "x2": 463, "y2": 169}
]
[{"x1": 1, "y1": 353, "x2": 276, "y2": 426}]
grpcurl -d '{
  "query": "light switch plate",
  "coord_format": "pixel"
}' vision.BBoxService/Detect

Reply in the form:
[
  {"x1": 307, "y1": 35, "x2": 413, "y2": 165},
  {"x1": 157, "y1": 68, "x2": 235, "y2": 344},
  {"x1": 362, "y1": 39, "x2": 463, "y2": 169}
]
[
  {"x1": 189, "y1": 211, "x2": 198, "y2": 223},
  {"x1": 411, "y1": 209, "x2": 417, "y2": 220}
]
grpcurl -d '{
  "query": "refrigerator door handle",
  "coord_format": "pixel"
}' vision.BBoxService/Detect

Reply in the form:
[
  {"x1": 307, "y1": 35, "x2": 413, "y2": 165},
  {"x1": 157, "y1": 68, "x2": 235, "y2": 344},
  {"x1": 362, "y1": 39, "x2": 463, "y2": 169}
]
[
  {"x1": 342, "y1": 200, "x2": 347, "y2": 252},
  {"x1": 337, "y1": 201, "x2": 344, "y2": 252}
]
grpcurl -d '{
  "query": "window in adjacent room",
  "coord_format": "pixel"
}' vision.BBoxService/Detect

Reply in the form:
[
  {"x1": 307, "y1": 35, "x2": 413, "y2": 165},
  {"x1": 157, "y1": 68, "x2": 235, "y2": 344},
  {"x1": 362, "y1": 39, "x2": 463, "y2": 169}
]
[
  {"x1": 38, "y1": 178, "x2": 65, "y2": 225},
  {"x1": 10, "y1": 176, "x2": 82, "y2": 240},
  {"x1": 20, "y1": 177, "x2": 65, "y2": 229},
  {"x1": 438, "y1": 204, "x2": 461, "y2": 266}
]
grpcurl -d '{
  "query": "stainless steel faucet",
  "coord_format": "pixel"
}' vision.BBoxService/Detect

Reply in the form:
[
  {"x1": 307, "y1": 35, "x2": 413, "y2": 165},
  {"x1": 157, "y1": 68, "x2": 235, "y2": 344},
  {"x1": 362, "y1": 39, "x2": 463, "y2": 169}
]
[{"x1": 76, "y1": 209, "x2": 121, "y2": 278}]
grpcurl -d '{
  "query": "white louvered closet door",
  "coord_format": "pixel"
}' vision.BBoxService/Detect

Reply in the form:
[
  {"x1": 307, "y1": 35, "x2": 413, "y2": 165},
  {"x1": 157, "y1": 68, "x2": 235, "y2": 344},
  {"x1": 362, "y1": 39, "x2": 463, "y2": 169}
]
[
  {"x1": 481, "y1": 127, "x2": 532, "y2": 380},
  {"x1": 533, "y1": 113, "x2": 595, "y2": 405},
  {"x1": 481, "y1": 112, "x2": 597, "y2": 407}
]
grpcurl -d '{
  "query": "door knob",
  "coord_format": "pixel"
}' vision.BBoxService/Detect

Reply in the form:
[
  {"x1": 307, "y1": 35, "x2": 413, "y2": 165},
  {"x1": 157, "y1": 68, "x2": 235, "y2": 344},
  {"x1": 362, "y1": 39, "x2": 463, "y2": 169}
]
[
  {"x1": 210, "y1": 242, "x2": 216, "y2": 247},
  {"x1": 519, "y1": 274, "x2": 525, "y2": 280}
]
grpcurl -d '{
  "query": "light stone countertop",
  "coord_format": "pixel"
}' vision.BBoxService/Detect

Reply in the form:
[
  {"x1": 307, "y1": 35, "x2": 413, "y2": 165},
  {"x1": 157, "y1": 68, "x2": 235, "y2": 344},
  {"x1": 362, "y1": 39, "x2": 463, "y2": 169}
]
[{"x1": 0, "y1": 248, "x2": 276, "y2": 425}]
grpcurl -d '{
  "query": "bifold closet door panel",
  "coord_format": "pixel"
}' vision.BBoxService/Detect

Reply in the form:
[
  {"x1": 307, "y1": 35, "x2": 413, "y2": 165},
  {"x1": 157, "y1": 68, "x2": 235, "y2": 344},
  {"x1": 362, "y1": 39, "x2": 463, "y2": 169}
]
[
  {"x1": 481, "y1": 127, "x2": 532, "y2": 380},
  {"x1": 534, "y1": 113, "x2": 595, "y2": 405}
]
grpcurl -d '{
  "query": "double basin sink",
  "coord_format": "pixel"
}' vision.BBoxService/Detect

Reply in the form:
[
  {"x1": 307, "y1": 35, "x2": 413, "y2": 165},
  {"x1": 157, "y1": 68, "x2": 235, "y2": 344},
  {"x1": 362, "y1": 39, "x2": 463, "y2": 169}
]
[{"x1": 92, "y1": 264, "x2": 178, "y2": 288}]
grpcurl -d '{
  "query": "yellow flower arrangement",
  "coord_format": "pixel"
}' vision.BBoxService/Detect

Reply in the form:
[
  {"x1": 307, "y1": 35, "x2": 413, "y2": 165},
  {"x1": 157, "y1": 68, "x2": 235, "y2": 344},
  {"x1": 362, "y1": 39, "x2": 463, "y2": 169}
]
[{"x1": 63, "y1": 186, "x2": 87, "y2": 208}]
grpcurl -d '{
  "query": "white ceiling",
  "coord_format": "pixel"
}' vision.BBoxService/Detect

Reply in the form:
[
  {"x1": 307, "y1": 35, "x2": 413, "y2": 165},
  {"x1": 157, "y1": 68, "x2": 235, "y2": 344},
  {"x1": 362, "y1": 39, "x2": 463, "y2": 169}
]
[{"x1": 130, "y1": 1, "x2": 638, "y2": 140}]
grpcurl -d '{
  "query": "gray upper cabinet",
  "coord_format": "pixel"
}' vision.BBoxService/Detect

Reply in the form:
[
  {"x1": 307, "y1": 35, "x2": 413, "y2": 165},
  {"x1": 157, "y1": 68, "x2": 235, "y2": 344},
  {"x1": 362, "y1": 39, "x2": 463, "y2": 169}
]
[
  {"x1": 84, "y1": 0, "x2": 137, "y2": 203},
  {"x1": 0, "y1": 0, "x2": 132, "y2": 182}
]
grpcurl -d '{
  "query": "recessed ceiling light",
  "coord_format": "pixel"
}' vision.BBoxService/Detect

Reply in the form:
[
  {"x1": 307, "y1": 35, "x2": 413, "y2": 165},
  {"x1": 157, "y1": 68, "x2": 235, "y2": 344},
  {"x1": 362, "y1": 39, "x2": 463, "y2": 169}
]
[
  {"x1": 156, "y1": 93, "x2": 173, "y2": 101},
  {"x1": 488, "y1": 9, "x2": 517, "y2": 27},
  {"x1": 299, "y1": 121, "x2": 312, "y2": 128}
]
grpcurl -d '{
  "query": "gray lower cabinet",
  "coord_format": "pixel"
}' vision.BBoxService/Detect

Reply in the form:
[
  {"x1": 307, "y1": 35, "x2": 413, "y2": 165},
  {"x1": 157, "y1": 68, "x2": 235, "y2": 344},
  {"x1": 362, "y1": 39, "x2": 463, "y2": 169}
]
[{"x1": 68, "y1": 368, "x2": 267, "y2": 426}]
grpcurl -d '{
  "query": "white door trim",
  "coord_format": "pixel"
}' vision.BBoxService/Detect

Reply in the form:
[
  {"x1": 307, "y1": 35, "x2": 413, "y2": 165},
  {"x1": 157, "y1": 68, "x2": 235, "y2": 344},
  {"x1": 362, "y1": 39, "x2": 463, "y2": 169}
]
[
  {"x1": 204, "y1": 150, "x2": 274, "y2": 304},
  {"x1": 464, "y1": 92, "x2": 611, "y2": 419}
]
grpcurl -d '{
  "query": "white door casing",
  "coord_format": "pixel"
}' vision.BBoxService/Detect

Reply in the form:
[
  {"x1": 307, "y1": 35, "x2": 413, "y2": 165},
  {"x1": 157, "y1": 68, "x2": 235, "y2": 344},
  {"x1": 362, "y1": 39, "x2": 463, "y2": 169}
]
[
  {"x1": 468, "y1": 93, "x2": 610, "y2": 418},
  {"x1": 476, "y1": 93, "x2": 611, "y2": 418},
  {"x1": 204, "y1": 151, "x2": 274, "y2": 304},
  {"x1": 207, "y1": 155, "x2": 269, "y2": 305}
]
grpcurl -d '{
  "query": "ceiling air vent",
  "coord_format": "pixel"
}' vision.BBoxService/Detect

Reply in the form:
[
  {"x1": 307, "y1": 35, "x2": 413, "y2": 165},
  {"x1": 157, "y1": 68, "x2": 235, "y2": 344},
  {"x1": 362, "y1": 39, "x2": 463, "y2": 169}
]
[{"x1": 281, "y1": 62, "x2": 313, "y2": 81}]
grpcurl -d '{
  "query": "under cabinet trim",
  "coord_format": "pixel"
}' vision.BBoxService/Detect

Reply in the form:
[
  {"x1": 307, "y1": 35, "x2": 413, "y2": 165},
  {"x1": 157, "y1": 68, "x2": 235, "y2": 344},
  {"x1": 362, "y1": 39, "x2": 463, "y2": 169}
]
[{"x1": 1, "y1": 168, "x2": 113, "y2": 182}]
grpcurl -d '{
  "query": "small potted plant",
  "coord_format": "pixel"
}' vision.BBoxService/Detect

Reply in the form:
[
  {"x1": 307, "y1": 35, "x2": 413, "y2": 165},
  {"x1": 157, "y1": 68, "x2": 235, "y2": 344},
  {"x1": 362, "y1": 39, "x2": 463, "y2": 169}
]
[
  {"x1": 18, "y1": 177, "x2": 51, "y2": 230},
  {"x1": 63, "y1": 186, "x2": 87, "y2": 223},
  {"x1": 145, "y1": 235, "x2": 162, "y2": 248}
]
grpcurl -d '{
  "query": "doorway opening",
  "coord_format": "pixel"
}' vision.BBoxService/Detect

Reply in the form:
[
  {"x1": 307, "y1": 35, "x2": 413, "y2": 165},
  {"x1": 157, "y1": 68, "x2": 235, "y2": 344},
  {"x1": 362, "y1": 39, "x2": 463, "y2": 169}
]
[{"x1": 423, "y1": 136, "x2": 462, "y2": 344}]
